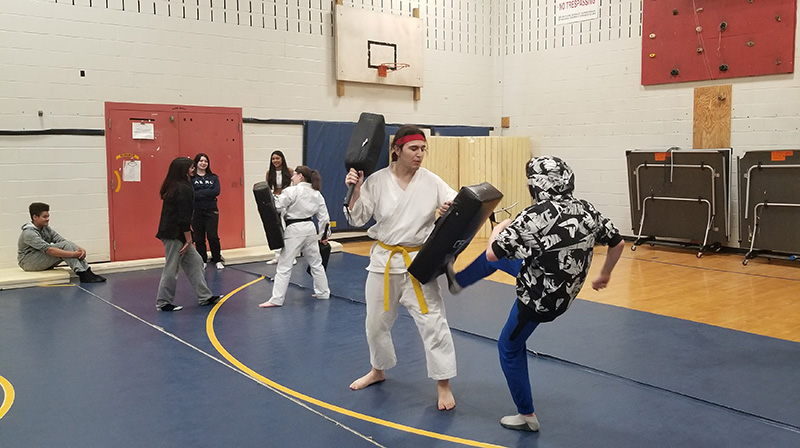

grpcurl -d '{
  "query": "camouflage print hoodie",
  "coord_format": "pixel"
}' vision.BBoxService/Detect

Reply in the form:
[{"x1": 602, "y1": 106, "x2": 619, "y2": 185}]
[{"x1": 491, "y1": 156, "x2": 623, "y2": 322}]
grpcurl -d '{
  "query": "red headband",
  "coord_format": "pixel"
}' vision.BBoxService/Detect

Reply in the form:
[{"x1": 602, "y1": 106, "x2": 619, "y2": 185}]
[{"x1": 394, "y1": 134, "x2": 425, "y2": 147}]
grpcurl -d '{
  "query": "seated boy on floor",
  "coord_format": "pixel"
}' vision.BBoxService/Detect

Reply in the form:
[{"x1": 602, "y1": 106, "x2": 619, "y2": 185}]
[{"x1": 17, "y1": 202, "x2": 106, "y2": 283}]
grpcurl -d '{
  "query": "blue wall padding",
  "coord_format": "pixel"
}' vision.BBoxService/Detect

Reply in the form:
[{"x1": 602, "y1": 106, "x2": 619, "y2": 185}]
[
  {"x1": 304, "y1": 121, "x2": 392, "y2": 231},
  {"x1": 433, "y1": 126, "x2": 491, "y2": 137}
]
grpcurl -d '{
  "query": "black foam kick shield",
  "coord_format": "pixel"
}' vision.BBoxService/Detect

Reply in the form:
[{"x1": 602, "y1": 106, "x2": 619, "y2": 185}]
[
  {"x1": 408, "y1": 182, "x2": 504, "y2": 284},
  {"x1": 344, "y1": 112, "x2": 385, "y2": 206},
  {"x1": 253, "y1": 181, "x2": 284, "y2": 250}
]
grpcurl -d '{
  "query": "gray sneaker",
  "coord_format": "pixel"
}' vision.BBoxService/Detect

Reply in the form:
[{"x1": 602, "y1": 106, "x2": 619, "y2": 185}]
[
  {"x1": 444, "y1": 256, "x2": 462, "y2": 295},
  {"x1": 500, "y1": 414, "x2": 540, "y2": 432}
]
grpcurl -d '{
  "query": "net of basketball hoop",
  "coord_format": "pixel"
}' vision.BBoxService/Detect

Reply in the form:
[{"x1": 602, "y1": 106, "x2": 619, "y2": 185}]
[{"x1": 377, "y1": 63, "x2": 411, "y2": 78}]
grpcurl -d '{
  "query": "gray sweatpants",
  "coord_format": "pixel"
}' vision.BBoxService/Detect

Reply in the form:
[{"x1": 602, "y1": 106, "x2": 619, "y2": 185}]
[
  {"x1": 156, "y1": 239, "x2": 213, "y2": 308},
  {"x1": 18, "y1": 241, "x2": 89, "y2": 274}
]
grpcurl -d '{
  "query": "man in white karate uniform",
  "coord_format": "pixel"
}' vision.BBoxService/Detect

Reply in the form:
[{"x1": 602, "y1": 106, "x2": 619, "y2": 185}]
[{"x1": 344, "y1": 125, "x2": 458, "y2": 411}]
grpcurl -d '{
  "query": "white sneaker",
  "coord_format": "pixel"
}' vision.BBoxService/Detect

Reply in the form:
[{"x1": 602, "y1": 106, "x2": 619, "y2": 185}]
[
  {"x1": 202, "y1": 262, "x2": 207, "y2": 269},
  {"x1": 500, "y1": 414, "x2": 540, "y2": 432},
  {"x1": 293, "y1": 259, "x2": 297, "y2": 265},
  {"x1": 216, "y1": 262, "x2": 225, "y2": 270},
  {"x1": 266, "y1": 259, "x2": 278, "y2": 265}
]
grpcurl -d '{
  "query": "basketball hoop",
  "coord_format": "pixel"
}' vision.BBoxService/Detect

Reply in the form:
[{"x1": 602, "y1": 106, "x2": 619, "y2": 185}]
[{"x1": 377, "y1": 63, "x2": 411, "y2": 78}]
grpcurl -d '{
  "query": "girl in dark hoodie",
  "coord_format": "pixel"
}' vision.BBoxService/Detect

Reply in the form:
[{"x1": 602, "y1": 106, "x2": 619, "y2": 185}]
[{"x1": 192, "y1": 153, "x2": 223, "y2": 269}]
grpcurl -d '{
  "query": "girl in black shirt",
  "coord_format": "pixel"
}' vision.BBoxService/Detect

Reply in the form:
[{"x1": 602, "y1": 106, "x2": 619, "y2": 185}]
[
  {"x1": 155, "y1": 157, "x2": 219, "y2": 311},
  {"x1": 192, "y1": 153, "x2": 223, "y2": 269}
]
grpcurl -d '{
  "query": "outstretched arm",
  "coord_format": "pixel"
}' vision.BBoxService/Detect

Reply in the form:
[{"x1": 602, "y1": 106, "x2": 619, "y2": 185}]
[{"x1": 591, "y1": 239, "x2": 624, "y2": 290}]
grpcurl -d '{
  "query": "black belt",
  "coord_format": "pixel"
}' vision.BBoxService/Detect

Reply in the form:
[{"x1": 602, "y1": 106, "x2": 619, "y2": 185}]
[{"x1": 284, "y1": 217, "x2": 313, "y2": 226}]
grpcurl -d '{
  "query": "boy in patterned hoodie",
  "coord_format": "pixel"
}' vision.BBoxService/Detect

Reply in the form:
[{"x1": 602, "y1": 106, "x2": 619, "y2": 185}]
[{"x1": 484, "y1": 156, "x2": 624, "y2": 432}]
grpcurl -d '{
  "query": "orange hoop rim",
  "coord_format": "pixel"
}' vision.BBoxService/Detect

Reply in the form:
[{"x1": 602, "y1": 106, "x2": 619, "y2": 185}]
[{"x1": 377, "y1": 63, "x2": 411, "y2": 77}]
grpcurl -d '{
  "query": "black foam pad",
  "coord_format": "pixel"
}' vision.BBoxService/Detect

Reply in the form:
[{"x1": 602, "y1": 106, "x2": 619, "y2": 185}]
[
  {"x1": 344, "y1": 112, "x2": 386, "y2": 176},
  {"x1": 408, "y1": 182, "x2": 504, "y2": 284},
  {"x1": 253, "y1": 181, "x2": 284, "y2": 250}
]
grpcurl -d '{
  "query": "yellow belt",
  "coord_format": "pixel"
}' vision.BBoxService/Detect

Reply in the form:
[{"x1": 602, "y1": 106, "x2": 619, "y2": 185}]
[{"x1": 376, "y1": 241, "x2": 427, "y2": 314}]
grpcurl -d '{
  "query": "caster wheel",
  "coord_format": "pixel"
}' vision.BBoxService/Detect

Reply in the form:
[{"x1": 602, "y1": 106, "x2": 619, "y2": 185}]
[
  {"x1": 742, "y1": 259, "x2": 749, "y2": 266},
  {"x1": 631, "y1": 245, "x2": 637, "y2": 252},
  {"x1": 696, "y1": 252, "x2": 703, "y2": 258}
]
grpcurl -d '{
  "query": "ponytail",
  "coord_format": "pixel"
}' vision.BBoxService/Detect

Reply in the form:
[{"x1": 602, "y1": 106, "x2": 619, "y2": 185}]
[
  {"x1": 294, "y1": 165, "x2": 322, "y2": 191},
  {"x1": 310, "y1": 170, "x2": 322, "y2": 191}
]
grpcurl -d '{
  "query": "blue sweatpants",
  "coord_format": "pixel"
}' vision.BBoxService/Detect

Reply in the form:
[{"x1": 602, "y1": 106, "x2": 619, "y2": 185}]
[
  {"x1": 454, "y1": 252, "x2": 522, "y2": 288},
  {"x1": 498, "y1": 300, "x2": 540, "y2": 415},
  {"x1": 454, "y1": 253, "x2": 539, "y2": 414}
]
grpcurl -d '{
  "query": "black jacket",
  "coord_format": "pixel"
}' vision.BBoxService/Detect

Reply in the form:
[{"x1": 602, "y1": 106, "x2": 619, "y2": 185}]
[{"x1": 156, "y1": 182, "x2": 194, "y2": 242}]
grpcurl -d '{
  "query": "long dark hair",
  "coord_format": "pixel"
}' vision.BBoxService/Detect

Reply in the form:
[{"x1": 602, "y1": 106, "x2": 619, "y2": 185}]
[
  {"x1": 267, "y1": 150, "x2": 292, "y2": 190},
  {"x1": 160, "y1": 157, "x2": 194, "y2": 200},
  {"x1": 294, "y1": 165, "x2": 322, "y2": 191},
  {"x1": 193, "y1": 153, "x2": 214, "y2": 176},
  {"x1": 391, "y1": 125, "x2": 427, "y2": 162}
]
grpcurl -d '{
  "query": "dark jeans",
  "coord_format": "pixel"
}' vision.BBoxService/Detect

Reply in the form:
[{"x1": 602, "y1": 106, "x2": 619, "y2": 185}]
[
  {"x1": 499, "y1": 300, "x2": 540, "y2": 415},
  {"x1": 193, "y1": 208, "x2": 222, "y2": 263}
]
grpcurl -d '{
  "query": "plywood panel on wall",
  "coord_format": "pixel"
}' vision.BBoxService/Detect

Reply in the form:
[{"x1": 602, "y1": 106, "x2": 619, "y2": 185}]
[
  {"x1": 426, "y1": 136, "x2": 531, "y2": 239},
  {"x1": 425, "y1": 137, "x2": 460, "y2": 190},
  {"x1": 495, "y1": 137, "x2": 532, "y2": 225},
  {"x1": 693, "y1": 85, "x2": 731, "y2": 149}
]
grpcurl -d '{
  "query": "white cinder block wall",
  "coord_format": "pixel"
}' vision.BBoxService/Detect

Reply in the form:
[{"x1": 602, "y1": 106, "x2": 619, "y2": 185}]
[
  {"x1": 500, "y1": 0, "x2": 800, "y2": 243},
  {"x1": 0, "y1": 0, "x2": 499, "y2": 269},
  {"x1": 2, "y1": 0, "x2": 800, "y2": 270}
]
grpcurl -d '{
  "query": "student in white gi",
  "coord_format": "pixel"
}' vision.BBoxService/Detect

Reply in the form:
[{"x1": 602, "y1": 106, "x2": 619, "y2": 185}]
[
  {"x1": 259, "y1": 165, "x2": 330, "y2": 307},
  {"x1": 344, "y1": 125, "x2": 458, "y2": 411}
]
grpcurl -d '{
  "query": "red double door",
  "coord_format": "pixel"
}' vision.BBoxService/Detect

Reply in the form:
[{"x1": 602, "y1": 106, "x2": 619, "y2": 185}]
[{"x1": 105, "y1": 102, "x2": 245, "y2": 261}]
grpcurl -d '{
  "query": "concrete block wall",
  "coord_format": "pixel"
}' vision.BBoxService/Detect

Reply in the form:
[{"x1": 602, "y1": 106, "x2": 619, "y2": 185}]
[
  {"x1": 0, "y1": 0, "x2": 498, "y2": 269},
  {"x1": 242, "y1": 123, "x2": 303, "y2": 248},
  {"x1": 500, "y1": 0, "x2": 800, "y2": 246},
  {"x1": 4, "y1": 0, "x2": 799, "y2": 271}
]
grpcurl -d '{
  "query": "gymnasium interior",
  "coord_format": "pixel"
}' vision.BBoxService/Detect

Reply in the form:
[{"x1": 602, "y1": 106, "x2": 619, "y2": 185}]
[{"x1": 2, "y1": 1, "x2": 799, "y2": 447}]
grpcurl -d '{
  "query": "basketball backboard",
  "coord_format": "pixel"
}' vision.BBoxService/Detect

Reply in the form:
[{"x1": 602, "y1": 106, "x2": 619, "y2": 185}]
[{"x1": 334, "y1": 6, "x2": 423, "y2": 88}]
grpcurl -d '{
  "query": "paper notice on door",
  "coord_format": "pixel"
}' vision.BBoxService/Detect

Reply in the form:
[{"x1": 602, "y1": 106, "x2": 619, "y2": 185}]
[
  {"x1": 132, "y1": 122, "x2": 155, "y2": 140},
  {"x1": 123, "y1": 160, "x2": 141, "y2": 182}
]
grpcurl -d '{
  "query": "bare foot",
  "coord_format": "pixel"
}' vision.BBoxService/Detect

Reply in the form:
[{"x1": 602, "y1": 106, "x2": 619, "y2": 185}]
[
  {"x1": 258, "y1": 301, "x2": 280, "y2": 308},
  {"x1": 349, "y1": 368, "x2": 386, "y2": 390},
  {"x1": 437, "y1": 379, "x2": 456, "y2": 410}
]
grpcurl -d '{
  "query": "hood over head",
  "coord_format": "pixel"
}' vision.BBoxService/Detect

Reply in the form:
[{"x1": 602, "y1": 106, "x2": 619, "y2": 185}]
[{"x1": 526, "y1": 156, "x2": 575, "y2": 202}]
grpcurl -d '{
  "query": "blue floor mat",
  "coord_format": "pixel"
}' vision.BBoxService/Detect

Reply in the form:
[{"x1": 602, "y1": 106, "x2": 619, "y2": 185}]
[{"x1": 1, "y1": 253, "x2": 799, "y2": 447}]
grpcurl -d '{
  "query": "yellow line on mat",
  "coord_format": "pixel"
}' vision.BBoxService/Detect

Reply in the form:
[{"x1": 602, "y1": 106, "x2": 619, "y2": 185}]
[
  {"x1": 206, "y1": 276, "x2": 506, "y2": 448},
  {"x1": 0, "y1": 375, "x2": 15, "y2": 419}
]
